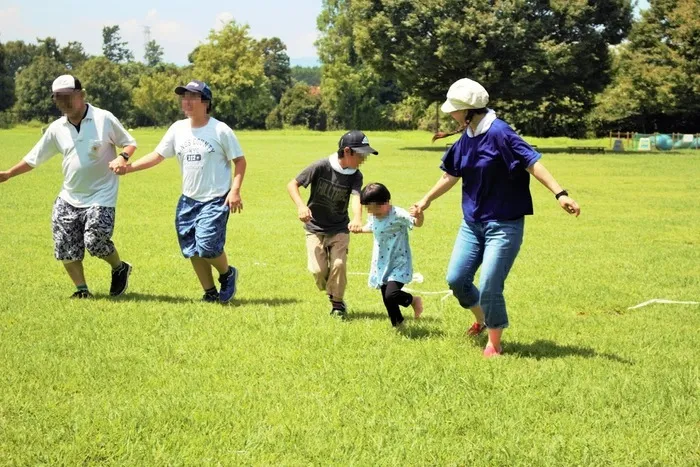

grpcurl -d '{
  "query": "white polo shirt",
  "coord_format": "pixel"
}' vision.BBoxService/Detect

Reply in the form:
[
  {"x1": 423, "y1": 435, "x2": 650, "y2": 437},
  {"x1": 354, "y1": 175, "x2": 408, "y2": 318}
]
[
  {"x1": 155, "y1": 117, "x2": 244, "y2": 202},
  {"x1": 23, "y1": 104, "x2": 137, "y2": 208}
]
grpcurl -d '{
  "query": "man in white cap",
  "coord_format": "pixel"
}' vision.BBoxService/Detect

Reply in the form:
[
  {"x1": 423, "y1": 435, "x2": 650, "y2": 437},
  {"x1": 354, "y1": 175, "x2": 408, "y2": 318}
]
[{"x1": 0, "y1": 74, "x2": 137, "y2": 298}]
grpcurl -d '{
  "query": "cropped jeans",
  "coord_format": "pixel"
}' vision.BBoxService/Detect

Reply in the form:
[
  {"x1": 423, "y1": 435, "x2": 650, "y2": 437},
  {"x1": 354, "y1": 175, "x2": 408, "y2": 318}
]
[{"x1": 446, "y1": 218, "x2": 524, "y2": 329}]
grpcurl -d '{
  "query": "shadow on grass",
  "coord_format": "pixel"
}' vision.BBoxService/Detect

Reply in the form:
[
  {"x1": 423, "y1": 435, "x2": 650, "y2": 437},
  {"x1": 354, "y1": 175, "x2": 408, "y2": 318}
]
[
  {"x1": 231, "y1": 297, "x2": 300, "y2": 307},
  {"x1": 505, "y1": 340, "x2": 633, "y2": 364},
  {"x1": 95, "y1": 292, "x2": 195, "y2": 304},
  {"x1": 397, "y1": 325, "x2": 446, "y2": 340},
  {"x1": 98, "y1": 294, "x2": 300, "y2": 307},
  {"x1": 401, "y1": 146, "x2": 450, "y2": 153},
  {"x1": 347, "y1": 311, "x2": 440, "y2": 323}
]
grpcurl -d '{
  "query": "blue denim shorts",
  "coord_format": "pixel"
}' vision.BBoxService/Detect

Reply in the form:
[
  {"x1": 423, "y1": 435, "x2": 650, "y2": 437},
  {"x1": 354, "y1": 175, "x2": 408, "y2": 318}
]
[{"x1": 175, "y1": 193, "x2": 230, "y2": 259}]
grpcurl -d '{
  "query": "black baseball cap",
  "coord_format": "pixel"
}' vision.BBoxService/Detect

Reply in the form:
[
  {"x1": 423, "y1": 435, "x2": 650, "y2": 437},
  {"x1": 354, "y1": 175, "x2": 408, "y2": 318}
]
[
  {"x1": 175, "y1": 80, "x2": 213, "y2": 101},
  {"x1": 338, "y1": 130, "x2": 379, "y2": 155}
]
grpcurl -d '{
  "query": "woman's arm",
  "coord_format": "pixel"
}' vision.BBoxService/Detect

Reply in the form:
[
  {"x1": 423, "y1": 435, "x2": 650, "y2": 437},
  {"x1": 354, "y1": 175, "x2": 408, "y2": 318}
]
[
  {"x1": 527, "y1": 161, "x2": 581, "y2": 217},
  {"x1": 411, "y1": 172, "x2": 460, "y2": 215}
]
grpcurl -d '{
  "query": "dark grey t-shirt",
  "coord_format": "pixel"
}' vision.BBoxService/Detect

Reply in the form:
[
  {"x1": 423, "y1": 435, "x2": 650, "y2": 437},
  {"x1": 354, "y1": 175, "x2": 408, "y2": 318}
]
[{"x1": 295, "y1": 157, "x2": 363, "y2": 234}]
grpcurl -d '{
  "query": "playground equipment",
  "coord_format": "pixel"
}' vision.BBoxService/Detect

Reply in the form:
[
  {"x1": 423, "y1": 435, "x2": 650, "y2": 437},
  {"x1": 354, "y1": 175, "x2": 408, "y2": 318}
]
[{"x1": 609, "y1": 132, "x2": 700, "y2": 151}]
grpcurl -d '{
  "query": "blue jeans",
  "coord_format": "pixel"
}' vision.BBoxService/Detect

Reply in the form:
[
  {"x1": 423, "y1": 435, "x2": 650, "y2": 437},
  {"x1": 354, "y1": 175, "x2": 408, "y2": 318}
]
[
  {"x1": 445, "y1": 218, "x2": 524, "y2": 329},
  {"x1": 175, "y1": 193, "x2": 230, "y2": 259}
]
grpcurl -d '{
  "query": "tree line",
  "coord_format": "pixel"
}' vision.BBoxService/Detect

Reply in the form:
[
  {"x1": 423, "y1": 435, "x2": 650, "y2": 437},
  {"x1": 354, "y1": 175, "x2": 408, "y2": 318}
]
[{"x1": 0, "y1": 0, "x2": 697, "y2": 136}]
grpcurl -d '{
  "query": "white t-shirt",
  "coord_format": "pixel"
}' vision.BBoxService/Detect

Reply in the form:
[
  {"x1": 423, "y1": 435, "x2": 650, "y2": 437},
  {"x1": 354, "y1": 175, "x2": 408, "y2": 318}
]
[
  {"x1": 23, "y1": 104, "x2": 137, "y2": 208},
  {"x1": 155, "y1": 117, "x2": 244, "y2": 202}
]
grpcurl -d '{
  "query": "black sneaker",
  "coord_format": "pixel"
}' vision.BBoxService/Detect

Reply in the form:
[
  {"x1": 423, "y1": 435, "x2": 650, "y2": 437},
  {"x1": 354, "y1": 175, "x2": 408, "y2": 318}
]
[
  {"x1": 330, "y1": 301, "x2": 347, "y2": 320},
  {"x1": 202, "y1": 291, "x2": 220, "y2": 303},
  {"x1": 330, "y1": 308, "x2": 348, "y2": 320},
  {"x1": 110, "y1": 262, "x2": 132, "y2": 296},
  {"x1": 71, "y1": 290, "x2": 93, "y2": 299}
]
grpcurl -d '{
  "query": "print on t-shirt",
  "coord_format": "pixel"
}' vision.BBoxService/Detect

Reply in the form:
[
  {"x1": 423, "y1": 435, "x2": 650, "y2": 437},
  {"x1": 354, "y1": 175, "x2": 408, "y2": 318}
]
[
  {"x1": 178, "y1": 137, "x2": 214, "y2": 168},
  {"x1": 315, "y1": 178, "x2": 350, "y2": 212}
]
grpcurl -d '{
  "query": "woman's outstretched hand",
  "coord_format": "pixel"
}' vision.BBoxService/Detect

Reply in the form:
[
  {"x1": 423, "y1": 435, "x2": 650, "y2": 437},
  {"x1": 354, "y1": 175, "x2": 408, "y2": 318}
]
[{"x1": 558, "y1": 196, "x2": 581, "y2": 217}]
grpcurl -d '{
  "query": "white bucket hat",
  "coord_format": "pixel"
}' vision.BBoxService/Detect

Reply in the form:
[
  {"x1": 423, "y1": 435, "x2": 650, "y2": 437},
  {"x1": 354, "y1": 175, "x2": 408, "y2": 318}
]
[{"x1": 440, "y1": 78, "x2": 489, "y2": 113}]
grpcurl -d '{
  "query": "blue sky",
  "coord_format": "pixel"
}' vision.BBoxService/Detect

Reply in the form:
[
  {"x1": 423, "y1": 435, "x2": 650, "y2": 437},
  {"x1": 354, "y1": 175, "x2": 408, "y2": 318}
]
[
  {"x1": 0, "y1": 0, "x2": 650, "y2": 67},
  {"x1": 0, "y1": 0, "x2": 323, "y2": 66}
]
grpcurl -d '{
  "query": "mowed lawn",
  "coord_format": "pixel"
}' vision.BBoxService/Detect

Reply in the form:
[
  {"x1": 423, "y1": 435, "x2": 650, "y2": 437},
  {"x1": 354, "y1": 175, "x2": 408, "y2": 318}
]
[{"x1": 0, "y1": 127, "x2": 698, "y2": 465}]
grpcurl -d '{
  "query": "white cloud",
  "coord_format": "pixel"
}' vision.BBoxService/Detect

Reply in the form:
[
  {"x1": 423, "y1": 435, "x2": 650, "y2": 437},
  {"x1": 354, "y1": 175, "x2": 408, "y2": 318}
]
[
  {"x1": 147, "y1": 9, "x2": 157, "y2": 19},
  {"x1": 214, "y1": 12, "x2": 234, "y2": 31}
]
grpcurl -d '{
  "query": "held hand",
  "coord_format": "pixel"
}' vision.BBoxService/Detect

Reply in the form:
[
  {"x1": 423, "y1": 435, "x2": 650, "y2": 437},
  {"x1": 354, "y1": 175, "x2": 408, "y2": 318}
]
[
  {"x1": 348, "y1": 219, "x2": 363, "y2": 233},
  {"x1": 0, "y1": 171, "x2": 9, "y2": 183},
  {"x1": 410, "y1": 199, "x2": 431, "y2": 216},
  {"x1": 225, "y1": 191, "x2": 243, "y2": 213},
  {"x1": 298, "y1": 206, "x2": 312, "y2": 223},
  {"x1": 109, "y1": 157, "x2": 128, "y2": 175},
  {"x1": 559, "y1": 196, "x2": 580, "y2": 217}
]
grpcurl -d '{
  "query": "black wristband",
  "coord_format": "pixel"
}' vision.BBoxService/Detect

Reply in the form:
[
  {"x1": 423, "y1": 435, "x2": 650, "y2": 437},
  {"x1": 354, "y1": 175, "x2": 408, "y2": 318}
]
[
  {"x1": 119, "y1": 152, "x2": 130, "y2": 161},
  {"x1": 555, "y1": 190, "x2": 568, "y2": 200}
]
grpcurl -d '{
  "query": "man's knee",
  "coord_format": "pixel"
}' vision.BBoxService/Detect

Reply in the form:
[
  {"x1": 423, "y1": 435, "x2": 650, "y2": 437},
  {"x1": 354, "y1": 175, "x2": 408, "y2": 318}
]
[
  {"x1": 85, "y1": 234, "x2": 113, "y2": 257},
  {"x1": 331, "y1": 257, "x2": 346, "y2": 272}
]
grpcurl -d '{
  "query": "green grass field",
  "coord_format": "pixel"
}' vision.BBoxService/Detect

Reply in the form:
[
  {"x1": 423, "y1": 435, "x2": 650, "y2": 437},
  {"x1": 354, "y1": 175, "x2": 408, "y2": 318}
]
[{"x1": 0, "y1": 127, "x2": 699, "y2": 465}]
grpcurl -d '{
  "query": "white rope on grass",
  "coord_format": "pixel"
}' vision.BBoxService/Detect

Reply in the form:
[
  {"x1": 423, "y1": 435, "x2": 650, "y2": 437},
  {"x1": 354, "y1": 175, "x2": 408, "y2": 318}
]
[
  {"x1": 350, "y1": 271, "x2": 453, "y2": 300},
  {"x1": 628, "y1": 298, "x2": 700, "y2": 310}
]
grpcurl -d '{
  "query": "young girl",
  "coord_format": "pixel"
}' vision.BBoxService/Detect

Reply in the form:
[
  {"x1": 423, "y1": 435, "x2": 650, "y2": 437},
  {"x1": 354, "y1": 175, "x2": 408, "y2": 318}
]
[{"x1": 359, "y1": 183, "x2": 424, "y2": 327}]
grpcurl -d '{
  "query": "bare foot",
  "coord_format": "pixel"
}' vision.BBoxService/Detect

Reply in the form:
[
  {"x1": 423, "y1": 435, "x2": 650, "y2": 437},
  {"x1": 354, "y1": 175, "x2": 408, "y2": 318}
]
[{"x1": 412, "y1": 296, "x2": 423, "y2": 319}]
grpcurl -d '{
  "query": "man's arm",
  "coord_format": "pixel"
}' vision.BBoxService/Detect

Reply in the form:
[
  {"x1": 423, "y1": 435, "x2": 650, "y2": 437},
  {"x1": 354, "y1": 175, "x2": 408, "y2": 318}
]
[
  {"x1": 224, "y1": 156, "x2": 246, "y2": 213},
  {"x1": 0, "y1": 161, "x2": 34, "y2": 183}
]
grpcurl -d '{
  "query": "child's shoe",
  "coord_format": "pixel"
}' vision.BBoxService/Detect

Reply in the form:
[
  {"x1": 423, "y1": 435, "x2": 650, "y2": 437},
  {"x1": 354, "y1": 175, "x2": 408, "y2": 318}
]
[
  {"x1": 483, "y1": 344, "x2": 502, "y2": 358},
  {"x1": 330, "y1": 300, "x2": 347, "y2": 320},
  {"x1": 466, "y1": 322, "x2": 486, "y2": 336}
]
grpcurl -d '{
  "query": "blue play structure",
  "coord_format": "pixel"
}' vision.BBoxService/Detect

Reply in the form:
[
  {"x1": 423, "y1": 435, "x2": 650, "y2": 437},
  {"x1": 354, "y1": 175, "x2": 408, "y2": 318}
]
[
  {"x1": 629, "y1": 133, "x2": 700, "y2": 151},
  {"x1": 654, "y1": 134, "x2": 673, "y2": 151}
]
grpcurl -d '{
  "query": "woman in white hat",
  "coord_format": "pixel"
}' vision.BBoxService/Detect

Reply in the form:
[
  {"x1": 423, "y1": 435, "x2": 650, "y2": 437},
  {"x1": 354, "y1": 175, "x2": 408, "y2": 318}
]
[{"x1": 411, "y1": 78, "x2": 580, "y2": 357}]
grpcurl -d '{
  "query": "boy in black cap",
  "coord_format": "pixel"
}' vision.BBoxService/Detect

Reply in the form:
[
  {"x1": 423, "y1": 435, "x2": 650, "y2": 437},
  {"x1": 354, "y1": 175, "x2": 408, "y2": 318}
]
[{"x1": 287, "y1": 131, "x2": 378, "y2": 318}]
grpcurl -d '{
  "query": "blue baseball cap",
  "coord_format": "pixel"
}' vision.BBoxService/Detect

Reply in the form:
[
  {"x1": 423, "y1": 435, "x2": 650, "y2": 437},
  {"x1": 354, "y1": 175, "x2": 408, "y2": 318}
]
[{"x1": 175, "y1": 80, "x2": 213, "y2": 101}]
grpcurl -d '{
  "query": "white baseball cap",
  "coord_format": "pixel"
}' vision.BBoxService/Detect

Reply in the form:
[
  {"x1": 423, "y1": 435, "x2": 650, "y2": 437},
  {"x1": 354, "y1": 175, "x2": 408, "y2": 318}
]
[
  {"x1": 52, "y1": 75, "x2": 82, "y2": 94},
  {"x1": 440, "y1": 78, "x2": 489, "y2": 113}
]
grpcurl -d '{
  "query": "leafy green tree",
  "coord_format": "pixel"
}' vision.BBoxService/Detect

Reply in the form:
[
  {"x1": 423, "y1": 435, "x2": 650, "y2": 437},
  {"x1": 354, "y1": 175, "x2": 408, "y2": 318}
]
[
  {"x1": 60, "y1": 41, "x2": 89, "y2": 70},
  {"x1": 102, "y1": 25, "x2": 134, "y2": 63},
  {"x1": 3, "y1": 40, "x2": 38, "y2": 77},
  {"x1": 0, "y1": 43, "x2": 15, "y2": 111},
  {"x1": 291, "y1": 66, "x2": 321, "y2": 86},
  {"x1": 268, "y1": 82, "x2": 326, "y2": 130},
  {"x1": 593, "y1": 0, "x2": 700, "y2": 132},
  {"x1": 13, "y1": 56, "x2": 67, "y2": 122},
  {"x1": 326, "y1": 0, "x2": 632, "y2": 135},
  {"x1": 258, "y1": 37, "x2": 292, "y2": 102},
  {"x1": 132, "y1": 66, "x2": 187, "y2": 126},
  {"x1": 316, "y1": 0, "x2": 402, "y2": 130},
  {"x1": 35, "y1": 37, "x2": 61, "y2": 61},
  {"x1": 77, "y1": 57, "x2": 132, "y2": 120},
  {"x1": 190, "y1": 21, "x2": 274, "y2": 128},
  {"x1": 144, "y1": 39, "x2": 164, "y2": 67}
]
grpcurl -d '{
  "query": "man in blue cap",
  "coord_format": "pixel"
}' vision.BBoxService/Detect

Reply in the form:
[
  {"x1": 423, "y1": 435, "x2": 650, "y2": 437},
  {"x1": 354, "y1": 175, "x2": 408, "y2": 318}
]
[{"x1": 117, "y1": 80, "x2": 247, "y2": 303}]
